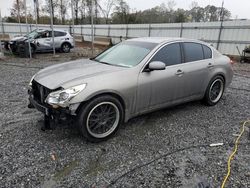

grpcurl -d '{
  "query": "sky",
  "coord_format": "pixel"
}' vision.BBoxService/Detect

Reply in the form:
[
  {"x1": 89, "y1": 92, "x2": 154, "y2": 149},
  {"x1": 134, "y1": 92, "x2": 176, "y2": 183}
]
[{"x1": 0, "y1": 0, "x2": 250, "y2": 19}]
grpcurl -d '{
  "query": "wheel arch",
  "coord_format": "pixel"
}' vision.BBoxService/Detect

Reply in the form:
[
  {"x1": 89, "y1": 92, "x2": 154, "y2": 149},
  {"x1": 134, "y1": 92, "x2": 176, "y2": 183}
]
[
  {"x1": 75, "y1": 91, "x2": 126, "y2": 116},
  {"x1": 61, "y1": 41, "x2": 72, "y2": 48},
  {"x1": 208, "y1": 68, "x2": 227, "y2": 87},
  {"x1": 213, "y1": 73, "x2": 226, "y2": 87},
  {"x1": 30, "y1": 43, "x2": 37, "y2": 50},
  {"x1": 202, "y1": 72, "x2": 226, "y2": 99}
]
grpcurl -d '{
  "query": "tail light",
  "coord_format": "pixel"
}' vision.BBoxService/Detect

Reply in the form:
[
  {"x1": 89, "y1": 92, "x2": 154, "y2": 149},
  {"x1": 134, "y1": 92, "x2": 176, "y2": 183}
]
[{"x1": 229, "y1": 58, "x2": 235, "y2": 66}]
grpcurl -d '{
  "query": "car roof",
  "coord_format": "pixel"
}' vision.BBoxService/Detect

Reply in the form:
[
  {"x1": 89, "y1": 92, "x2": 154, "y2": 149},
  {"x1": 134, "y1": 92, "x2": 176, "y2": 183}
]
[
  {"x1": 36, "y1": 28, "x2": 67, "y2": 33},
  {"x1": 127, "y1": 37, "x2": 204, "y2": 45}
]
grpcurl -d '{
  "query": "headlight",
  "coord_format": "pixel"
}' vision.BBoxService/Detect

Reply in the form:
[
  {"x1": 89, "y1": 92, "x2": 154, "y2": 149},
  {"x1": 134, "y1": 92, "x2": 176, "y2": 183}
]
[
  {"x1": 29, "y1": 75, "x2": 36, "y2": 86},
  {"x1": 45, "y1": 83, "x2": 87, "y2": 107}
]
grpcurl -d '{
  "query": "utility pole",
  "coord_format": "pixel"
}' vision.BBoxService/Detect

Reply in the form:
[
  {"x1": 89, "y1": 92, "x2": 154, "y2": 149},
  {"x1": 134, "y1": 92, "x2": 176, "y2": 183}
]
[
  {"x1": 49, "y1": 0, "x2": 56, "y2": 56},
  {"x1": 91, "y1": 0, "x2": 94, "y2": 56},
  {"x1": 17, "y1": 0, "x2": 22, "y2": 35},
  {"x1": 0, "y1": 9, "x2": 3, "y2": 35},
  {"x1": 217, "y1": 0, "x2": 224, "y2": 50},
  {"x1": 34, "y1": 0, "x2": 38, "y2": 29},
  {"x1": 24, "y1": 0, "x2": 32, "y2": 58},
  {"x1": 71, "y1": 0, "x2": 75, "y2": 44},
  {"x1": 0, "y1": 9, "x2": 3, "y2": 55}
]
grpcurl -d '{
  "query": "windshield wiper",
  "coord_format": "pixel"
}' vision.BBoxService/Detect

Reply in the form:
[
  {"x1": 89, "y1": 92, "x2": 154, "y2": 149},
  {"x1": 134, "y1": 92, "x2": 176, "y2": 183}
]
[
  {"x1": 99, "y1": 61, "x2": 112, "y2": 65},
  {"x1": 101, "y1": 61, "x2": 128, "y2": 67},
  {"x1": 92, "y1": 59, "x2": 126, "y2": 67},
  {"x1": 92, "y1": 59, "x2": 110, "y2": 65}
]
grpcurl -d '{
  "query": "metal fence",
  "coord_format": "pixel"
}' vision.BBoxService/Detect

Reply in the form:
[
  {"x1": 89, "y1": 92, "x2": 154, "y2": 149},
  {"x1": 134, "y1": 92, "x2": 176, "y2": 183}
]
[{"x1": 1, "y1": 20, "x2": 250, "y2": 56}]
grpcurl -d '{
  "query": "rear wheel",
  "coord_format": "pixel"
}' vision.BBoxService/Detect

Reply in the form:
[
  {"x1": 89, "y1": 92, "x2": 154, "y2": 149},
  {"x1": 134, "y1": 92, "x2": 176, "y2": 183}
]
[
  {"x1": 77, "y1": 95, "x2": 124, "y2": 142},
  {"x1": 61, "y1": 43, "x2": 71, "y2": 53},
  {"x1": 203, "y1": 75, "x2": 225, "y2": 106}
]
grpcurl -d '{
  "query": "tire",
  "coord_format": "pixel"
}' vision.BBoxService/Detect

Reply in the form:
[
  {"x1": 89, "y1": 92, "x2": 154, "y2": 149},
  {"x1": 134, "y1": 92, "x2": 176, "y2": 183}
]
[
  {"x1": 77, "y1": 95, "x2": 124, "y2": 142},
  {"x1": 10, "y1": 44, "x2": 18, "y2": 54},
  {"x1": 61, "y1": 43, "x2": 71, "y2": 53},
  {"x1": 203, "y1": 75, "x2": 225, "y2": 106},
  {"x1": 31, "y1": 45, "x2": 36, "y2": 54}
]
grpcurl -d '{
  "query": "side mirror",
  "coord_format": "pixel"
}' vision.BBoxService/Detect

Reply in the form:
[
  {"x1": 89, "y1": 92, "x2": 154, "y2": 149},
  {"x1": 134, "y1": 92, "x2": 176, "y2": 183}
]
[{"x1": 148, "y1": 61, "x2": 166, "y2": 71}]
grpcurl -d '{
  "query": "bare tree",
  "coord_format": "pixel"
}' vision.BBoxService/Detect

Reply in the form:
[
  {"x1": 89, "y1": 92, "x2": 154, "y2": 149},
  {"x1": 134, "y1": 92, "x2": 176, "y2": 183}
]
[
  {"x1": 79, "y1": 0, "x2": 87, "y2": 24},
  {"x1": 189, "y1": 1, "x2": 198, "y2": 10},
  {"x1": 189, "y1": 1, "x2": 204, "y2": 22},
  {"x1": 44, "y1": 0, "x2": 59, "y2": 24},
  {"x1": 85, "y1": 0, "x2": 93, "y2": 23},
  {"x1": 16, "y1": 0, "x2": 22, "y2": 24},
  {"x1": 99, "y1": 0, "x2": 116, "y2": 23},
  {"x1": 94, "y1": 0, "x2": 99, "y2": 24},
  {"x1": 10, "y1": 0, "x2": 27, "y2": 23},
  {"x1": 59, "y1": 0, "x2": 67, "y2": 24},
  {"x1": 71, "y1": 0, "x2": 80, "y2": 25},
  {"x1": 167, "y1": 0, "x2": 176, "y2": 22},
  {"x1": 37, "y1": 1, "x2": 40, "y2": 23},
  {"x1": 113, "y1": 0, "x2": 130, "y2": 24},
  {"x1": 33, "y1": 0, "x2": 40, "y2": 23},
  {"x1": 167, "y1": 0, "x2": 176, "y2": 12}
]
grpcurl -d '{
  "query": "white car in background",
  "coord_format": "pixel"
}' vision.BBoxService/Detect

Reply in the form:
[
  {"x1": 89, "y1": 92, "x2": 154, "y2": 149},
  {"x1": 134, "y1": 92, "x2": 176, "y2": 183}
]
[{"x1": 8, "y1": 29, "x2": 74, "y2": 53}]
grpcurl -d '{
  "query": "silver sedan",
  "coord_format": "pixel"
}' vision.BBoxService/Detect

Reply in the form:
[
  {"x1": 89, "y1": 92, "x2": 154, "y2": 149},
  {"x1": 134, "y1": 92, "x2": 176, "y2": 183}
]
[{"x1": 28, "y1": 37, "x2": 233, "y2": 142}]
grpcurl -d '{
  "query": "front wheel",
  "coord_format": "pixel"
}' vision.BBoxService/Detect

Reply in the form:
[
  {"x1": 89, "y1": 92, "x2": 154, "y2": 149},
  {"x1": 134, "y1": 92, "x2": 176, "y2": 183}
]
[
  {"x1": 203, "y1": 75, "x2": 225, "y2": 106},
  {"x1": 31, "y1": 45, "x2": 36, "y2": 54},
  {"x1": 77, "y1": 95, "x2": 124, "y2": 142}
]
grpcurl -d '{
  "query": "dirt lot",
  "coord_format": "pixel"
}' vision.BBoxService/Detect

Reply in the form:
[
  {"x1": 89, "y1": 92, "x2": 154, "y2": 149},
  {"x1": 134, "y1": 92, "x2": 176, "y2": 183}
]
[{"x1": 0, "y1": 49, "x2": 250, "y2": 188}]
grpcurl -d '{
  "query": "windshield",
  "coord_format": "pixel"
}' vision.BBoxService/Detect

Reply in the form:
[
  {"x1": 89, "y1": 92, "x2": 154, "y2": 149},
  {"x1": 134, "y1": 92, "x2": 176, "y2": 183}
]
[
  {"x1": 25, "y1": 30, "x2": 39, "y2": 39},
  {"x1": 94, "y1": 41, "x2": 157, "y2": 67}
]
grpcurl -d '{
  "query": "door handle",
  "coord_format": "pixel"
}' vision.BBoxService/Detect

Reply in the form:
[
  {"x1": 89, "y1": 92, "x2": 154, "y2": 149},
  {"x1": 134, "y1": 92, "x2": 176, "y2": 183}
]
[
  {"x1": 175, "y1": 69, "x2": 184, "y2": 76},
  {"x1": 207, "y1": 63, "x2": 214, "y2": 68}
]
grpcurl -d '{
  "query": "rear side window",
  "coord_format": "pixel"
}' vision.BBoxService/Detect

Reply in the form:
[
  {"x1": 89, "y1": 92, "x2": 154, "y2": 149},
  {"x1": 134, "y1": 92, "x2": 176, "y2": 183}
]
[
  {"x1": 183, "y1": 42, "x2": 203, "y2": 62},
  {"x1": 202, "y1": 45, "x2": 212, "y2": 59},
  {"x1": 151, "y1": 43, "x2": 182, "y2": 66},
  {"x1": 54, "y1": 31, "x2": 66, "y2": 37}
]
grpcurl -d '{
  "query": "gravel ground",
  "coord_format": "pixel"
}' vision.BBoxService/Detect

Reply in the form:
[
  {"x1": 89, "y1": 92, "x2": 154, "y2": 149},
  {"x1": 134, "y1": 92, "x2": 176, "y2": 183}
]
[{"x1": 0, "y1": 53, "x2": 250, "y2": 188}]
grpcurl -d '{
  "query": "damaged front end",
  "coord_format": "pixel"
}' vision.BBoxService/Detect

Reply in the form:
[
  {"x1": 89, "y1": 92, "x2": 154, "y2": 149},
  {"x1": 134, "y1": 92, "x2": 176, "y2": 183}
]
[{"x1": 28, "y1": 80, "x2": 81, "y2": 130}]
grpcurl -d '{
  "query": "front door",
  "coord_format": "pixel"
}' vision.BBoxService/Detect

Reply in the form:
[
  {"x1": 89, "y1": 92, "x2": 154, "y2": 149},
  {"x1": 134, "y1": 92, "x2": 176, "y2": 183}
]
[
  {"x1": 35, "y1": 31, "x2": 52, "y2": 51},
  {"x1": 136, "y1": 42, "x2": 185, "y2": 113}
]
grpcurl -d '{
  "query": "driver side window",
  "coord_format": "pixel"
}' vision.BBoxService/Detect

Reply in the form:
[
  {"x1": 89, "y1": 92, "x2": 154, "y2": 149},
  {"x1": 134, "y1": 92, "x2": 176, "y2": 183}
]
[
  {"x1": 150, "y1": 43, "x2": 182, "y2": 66},
  {"x1": 40, "y1": 31, "x2": 50, "y2": 38}
]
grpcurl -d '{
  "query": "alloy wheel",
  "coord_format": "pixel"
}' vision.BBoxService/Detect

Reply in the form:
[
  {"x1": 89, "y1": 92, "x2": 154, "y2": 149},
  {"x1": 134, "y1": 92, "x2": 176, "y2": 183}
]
[
  {"x1": 62, "y1": 44, "x2": 70, "y2": 52},
  {"x1": 86, "y1": 102, "x2": 120, "y2": 138},
  {"x1": 209, "y1": 79, "x2": 224, "y2": 103}
]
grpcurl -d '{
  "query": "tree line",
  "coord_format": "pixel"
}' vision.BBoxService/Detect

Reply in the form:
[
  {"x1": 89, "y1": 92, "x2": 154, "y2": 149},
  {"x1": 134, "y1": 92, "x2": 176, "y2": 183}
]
[{"x1": 4, "y1": 0, "x2": 231, "y2": 25}]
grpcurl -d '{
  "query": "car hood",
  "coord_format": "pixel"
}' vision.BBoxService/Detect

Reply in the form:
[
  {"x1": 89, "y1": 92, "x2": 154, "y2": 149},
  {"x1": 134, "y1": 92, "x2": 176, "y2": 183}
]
[
  {"x1": 10, "y1": 36, "x2": 27, "y2": 42},
  {"x1": 34, "y1": 59, "x2": 125, "y2": 89}
]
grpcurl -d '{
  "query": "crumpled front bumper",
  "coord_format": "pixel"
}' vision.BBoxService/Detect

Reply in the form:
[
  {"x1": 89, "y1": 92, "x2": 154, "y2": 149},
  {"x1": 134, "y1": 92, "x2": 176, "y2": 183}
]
[
  {"x1": 27, "y1": 86, "x2": 76, "y2": 117},
  {"x1": 29, "y1": 95, "x2": 50, "y2": 115}
]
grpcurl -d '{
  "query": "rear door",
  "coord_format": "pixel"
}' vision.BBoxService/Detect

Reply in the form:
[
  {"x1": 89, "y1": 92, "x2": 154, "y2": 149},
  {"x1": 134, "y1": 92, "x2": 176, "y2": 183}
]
[
  {"x1": 179, "y1": 42, "x2": 212, "y2": 99},
  {"x1": 53, "y1": 31, "x2": 67, "y2": 48}
]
